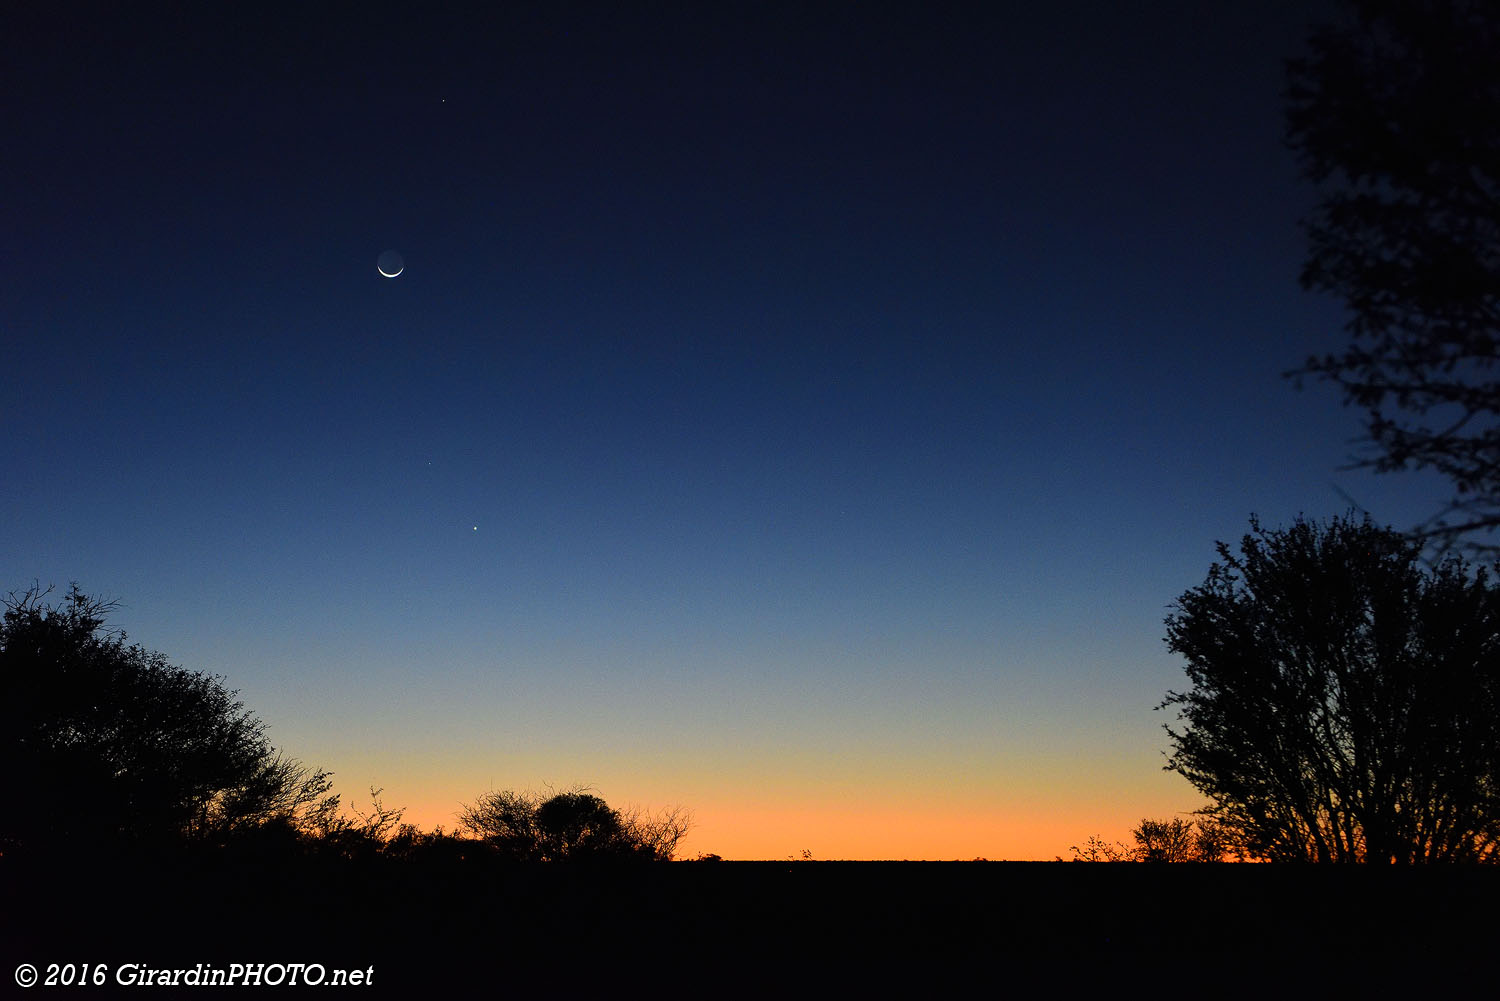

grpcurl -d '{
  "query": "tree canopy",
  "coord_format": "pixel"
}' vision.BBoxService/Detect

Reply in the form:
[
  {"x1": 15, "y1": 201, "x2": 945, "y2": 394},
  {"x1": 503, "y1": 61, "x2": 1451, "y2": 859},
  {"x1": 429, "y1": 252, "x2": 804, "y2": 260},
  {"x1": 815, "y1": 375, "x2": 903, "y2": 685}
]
[
  {"x1": 1286, "y1": 0, "x2": 1500, "y2": 554},
  {"x1": 1161, "y1": 515, "x2": 1500, "y2": 862},
  {"x1": 1, "y1": 584, "x2": 332, "y2": 852}
]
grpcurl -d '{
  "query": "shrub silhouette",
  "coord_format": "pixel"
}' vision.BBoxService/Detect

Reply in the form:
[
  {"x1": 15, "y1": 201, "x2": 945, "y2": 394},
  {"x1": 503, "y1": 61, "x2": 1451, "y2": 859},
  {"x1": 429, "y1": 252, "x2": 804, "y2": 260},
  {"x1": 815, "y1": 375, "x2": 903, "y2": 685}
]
[
  {"x1": 1132, "y1": 818, "x2": 1234, "y2": 862},
  {"x1": 459, "y1": 787, "x2": 690, "y2": 861},
  {"x1": 1069, "y1": 819, "x2": 1236, "y2": 862}
]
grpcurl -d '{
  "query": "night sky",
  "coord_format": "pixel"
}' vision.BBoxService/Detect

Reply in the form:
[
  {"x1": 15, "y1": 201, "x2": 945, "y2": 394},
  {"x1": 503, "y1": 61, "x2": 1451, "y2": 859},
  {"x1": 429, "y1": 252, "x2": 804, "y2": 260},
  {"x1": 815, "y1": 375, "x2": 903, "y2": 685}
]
[{"x1": 2, "y1": 1, "x2": 1449, "y2": 858}]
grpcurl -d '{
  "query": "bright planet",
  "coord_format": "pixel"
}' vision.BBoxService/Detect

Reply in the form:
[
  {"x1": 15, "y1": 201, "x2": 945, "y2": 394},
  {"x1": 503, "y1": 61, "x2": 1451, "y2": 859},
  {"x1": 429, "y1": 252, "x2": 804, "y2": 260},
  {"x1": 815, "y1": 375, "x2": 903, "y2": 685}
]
[{"x1": 376, "y1": 250, "x2": 404, "y2": 278}]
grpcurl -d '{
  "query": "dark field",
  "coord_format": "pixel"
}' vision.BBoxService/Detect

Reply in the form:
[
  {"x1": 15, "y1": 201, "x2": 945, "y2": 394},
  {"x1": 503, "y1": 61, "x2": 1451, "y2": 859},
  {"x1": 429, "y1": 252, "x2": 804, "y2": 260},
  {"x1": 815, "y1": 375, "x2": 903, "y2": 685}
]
[{"x1": 5, "y1": 854, "x2": 1494, "y2": 993}]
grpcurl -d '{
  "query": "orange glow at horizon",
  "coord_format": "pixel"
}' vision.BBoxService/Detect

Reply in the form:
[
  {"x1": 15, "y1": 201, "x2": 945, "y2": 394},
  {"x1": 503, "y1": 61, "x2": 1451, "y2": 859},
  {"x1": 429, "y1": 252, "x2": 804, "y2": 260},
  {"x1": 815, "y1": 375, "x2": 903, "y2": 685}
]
[
  {"x1": 391, "y1": 796, "x2": 1185, "y2": 861},
  {"x1": 301, "y1": 703, "x2": 1204, "y2": 861}
]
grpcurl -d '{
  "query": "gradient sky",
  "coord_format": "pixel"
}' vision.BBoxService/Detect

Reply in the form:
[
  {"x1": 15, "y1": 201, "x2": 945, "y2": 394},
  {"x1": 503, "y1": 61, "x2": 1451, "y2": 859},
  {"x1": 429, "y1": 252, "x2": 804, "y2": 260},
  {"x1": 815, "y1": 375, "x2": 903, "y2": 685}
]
[{"x1": 3, "y1": 1, "x2": 1453, "y2": 858}]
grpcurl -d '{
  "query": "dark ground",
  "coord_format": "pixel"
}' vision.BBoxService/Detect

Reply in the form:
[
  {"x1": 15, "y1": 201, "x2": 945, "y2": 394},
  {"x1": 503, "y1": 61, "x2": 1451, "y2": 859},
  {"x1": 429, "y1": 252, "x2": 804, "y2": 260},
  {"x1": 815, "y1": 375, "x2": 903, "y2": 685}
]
[{"x1": 4, "y1": 852, "x2": 1494, "y2": 994}]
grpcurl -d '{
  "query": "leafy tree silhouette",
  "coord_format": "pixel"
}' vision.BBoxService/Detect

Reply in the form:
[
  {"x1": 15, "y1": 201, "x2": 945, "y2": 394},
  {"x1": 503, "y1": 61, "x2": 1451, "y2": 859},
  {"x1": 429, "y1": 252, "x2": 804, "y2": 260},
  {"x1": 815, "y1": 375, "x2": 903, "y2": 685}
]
[
  {"x1": 1161, "y1": 515, "x2": 1500, "y2": 862},
  {"x1": 1, "y1": 583, "x2": 335, "y2": 853},
  {"x1": 1286, "y1": 0, "x2": 1500, "y2": 555},
  {"x1": 536, "y1": 791, "x2": 635, "y2": 859}
]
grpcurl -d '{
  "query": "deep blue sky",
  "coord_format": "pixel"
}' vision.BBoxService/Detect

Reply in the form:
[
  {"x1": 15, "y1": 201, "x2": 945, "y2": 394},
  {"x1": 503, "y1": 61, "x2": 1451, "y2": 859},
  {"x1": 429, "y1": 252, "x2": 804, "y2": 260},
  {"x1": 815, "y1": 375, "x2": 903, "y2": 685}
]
[{"x1": 2, "y1": 1, "x2": 1450, "y2": 856}]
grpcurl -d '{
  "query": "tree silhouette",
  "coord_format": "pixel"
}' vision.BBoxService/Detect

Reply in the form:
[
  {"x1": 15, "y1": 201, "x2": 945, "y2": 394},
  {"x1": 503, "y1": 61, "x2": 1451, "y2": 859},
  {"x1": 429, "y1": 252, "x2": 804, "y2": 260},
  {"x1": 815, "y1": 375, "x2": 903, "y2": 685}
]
[
  {"x1": 458, "y1": 787, "x2": 690, "y2": 861},
  {"x1": 1286, "y1": 0, "x2": 1500, "y2": 555},
  {"x1": 535, "y1": 791, "x2": 635, "y2": 859},
  {"x1": 1130, "y1": 818, "x2": 1198, "y2": 862},
  {"x1": 1131, "y1": 818, "x2": 1234, "y2": 862},
  {"x1": 1161, "y1": 515, "x2": 1500, "y2": 862},
  {"x1": 1, "y1": 584, "x2": 334, "y2": 852}
]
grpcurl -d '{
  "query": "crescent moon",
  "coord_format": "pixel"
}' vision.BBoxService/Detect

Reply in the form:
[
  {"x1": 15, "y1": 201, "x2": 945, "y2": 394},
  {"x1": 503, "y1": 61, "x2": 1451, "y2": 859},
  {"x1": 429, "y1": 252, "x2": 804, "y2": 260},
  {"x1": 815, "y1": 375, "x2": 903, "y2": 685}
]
[{"x1": 376, "y1": 249, "x2": 405, "y2": 278}]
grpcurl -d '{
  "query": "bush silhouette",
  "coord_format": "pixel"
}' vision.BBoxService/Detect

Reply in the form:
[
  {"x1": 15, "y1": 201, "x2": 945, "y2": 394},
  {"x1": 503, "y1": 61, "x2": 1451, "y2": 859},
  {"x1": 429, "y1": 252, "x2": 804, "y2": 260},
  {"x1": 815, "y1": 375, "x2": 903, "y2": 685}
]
[{"x1": 459, "y1": 787, "x2": 690, "y2": 861}]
